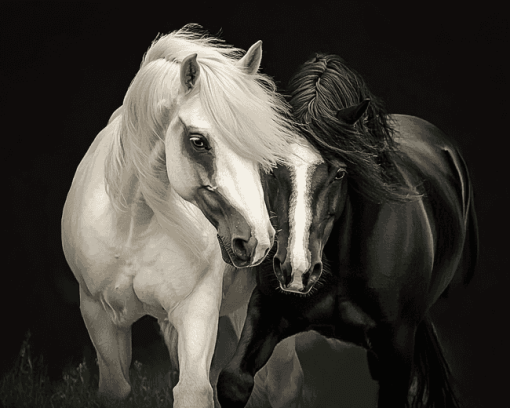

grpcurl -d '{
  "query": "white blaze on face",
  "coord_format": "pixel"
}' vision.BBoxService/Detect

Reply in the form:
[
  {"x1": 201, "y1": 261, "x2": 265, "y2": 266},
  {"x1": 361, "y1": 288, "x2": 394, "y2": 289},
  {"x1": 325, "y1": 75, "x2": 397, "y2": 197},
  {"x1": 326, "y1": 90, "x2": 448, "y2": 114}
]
[
  {"x1": 214, "y1": 141, "x2": 274, "y2": 264},
  {"x1": 287, "y1": 143, "x2": 324, "y2": 284}
]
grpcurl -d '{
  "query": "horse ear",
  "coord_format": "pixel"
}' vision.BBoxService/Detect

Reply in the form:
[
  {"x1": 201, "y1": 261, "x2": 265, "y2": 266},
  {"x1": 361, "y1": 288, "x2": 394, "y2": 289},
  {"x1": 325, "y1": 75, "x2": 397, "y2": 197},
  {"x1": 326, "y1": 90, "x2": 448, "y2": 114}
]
[
  {"x1": 237, "y1": 40, "x2": 262, "y2": 74},
  {"x1": 180, "y1": 53, "x2": 200, "y2": 94},
  {"x1": 336, "y1": 99, "x2": 371, "y2": 125}
]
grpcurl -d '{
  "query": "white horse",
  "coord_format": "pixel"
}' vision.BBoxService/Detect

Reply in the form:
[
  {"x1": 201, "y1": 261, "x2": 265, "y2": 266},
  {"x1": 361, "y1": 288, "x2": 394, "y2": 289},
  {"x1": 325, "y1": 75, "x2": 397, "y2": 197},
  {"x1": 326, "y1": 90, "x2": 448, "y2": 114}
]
[{"x1": 61, "y1": 24, "x2": 300, "y2": 408}]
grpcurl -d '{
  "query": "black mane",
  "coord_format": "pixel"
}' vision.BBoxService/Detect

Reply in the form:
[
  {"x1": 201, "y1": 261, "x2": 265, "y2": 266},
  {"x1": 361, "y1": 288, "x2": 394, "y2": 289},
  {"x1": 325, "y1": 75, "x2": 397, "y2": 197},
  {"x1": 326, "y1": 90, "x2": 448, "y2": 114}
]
[{"x1": 287, "y1": 53, "x2": 419, "y2": 204}]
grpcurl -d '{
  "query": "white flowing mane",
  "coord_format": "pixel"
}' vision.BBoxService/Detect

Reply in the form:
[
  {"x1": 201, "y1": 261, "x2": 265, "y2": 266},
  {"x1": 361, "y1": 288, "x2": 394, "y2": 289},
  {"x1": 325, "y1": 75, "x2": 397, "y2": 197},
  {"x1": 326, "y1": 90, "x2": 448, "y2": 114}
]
[{"x1": 104, "y1": 24, "x2": 297, "y2": 259}]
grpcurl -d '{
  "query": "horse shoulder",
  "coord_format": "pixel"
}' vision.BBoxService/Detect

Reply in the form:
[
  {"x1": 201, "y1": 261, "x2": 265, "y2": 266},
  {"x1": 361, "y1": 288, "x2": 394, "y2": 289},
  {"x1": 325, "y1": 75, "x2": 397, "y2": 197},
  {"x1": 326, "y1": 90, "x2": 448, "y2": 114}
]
[
  {"x1": 390, "y1": 114, "x2": 466, "y2": 240},
  {"x1": 364, "y1": 201, "x2": 435, "y2": 276},
  {"x1": 62, "y1": 123, "x2": 128, "y2": 293},
  {"x1": 378, "y1": 114, "x2": 468, "y2": 300},
  {"x1": 132, "y1": 227, "x2": 224, "y2": 315}
]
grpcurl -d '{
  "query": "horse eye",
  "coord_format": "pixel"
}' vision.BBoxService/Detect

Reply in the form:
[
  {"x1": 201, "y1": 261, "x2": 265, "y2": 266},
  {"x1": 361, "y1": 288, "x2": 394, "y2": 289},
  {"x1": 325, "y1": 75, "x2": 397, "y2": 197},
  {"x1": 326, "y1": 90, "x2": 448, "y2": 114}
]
[
  {"x1": 190, "y1": 136, "x2": 208, "y2": 151},
  {"x1": 335, "y1": 170, "x2": 346, "y2": 180}
]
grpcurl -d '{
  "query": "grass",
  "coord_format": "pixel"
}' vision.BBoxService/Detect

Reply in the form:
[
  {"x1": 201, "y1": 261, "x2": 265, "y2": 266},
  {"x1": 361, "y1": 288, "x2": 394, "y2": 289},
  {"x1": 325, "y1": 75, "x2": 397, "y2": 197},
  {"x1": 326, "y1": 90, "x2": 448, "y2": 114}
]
[{"x1": 0, "y1": 332, "x2": 175, "y2": 408}]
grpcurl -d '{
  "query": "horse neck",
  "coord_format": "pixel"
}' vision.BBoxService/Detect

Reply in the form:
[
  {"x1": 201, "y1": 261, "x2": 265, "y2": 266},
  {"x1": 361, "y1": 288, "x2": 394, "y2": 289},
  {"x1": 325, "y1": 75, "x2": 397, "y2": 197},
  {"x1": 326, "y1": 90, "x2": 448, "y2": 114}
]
[
  {"x1": 330, "y1": 193, "x2": 355, "y2": 265},
  {"x1": 328, "y1": 189, "x2": 380, "y2": 263}
]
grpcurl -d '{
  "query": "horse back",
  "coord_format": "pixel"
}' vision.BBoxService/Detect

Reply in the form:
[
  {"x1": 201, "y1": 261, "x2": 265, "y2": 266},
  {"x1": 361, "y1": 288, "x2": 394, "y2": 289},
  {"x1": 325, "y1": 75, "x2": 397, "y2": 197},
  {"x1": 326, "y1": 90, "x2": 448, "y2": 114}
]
[{"x1": 391, "y1": 114, "x2": 478, "y2": 294}]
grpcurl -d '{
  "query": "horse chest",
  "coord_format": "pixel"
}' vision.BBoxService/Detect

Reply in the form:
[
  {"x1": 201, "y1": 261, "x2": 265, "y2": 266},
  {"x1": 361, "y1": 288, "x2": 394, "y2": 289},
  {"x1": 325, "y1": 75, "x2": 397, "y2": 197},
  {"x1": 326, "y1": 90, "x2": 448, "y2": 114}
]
[
  {"x1": 281, "y1": 290, "x2": 336, "y2": 326},
  {"x1": 131, "y1": 233, "x2": 219, "y2": 315},
  {"x1": 97, "y1": 266, "x2": 145, "y2": 326}
]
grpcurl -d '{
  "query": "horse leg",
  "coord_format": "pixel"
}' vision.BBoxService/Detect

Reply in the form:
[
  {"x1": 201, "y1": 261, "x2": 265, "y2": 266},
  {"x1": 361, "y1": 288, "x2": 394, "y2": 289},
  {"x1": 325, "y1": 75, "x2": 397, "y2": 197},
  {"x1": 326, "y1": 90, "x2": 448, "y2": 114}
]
[
  {"x1": 369, "y1": 324, "x2": 415, "y2": 408},
  {"x1": 217, "y1": 289, "x2": 288, "y2": 408},
  {"x1": 160, "y1": 303, "x2": 251, "y2": 408},
  {"x1": 210, "y1": 307, "x2": 249, "y2": 407},
  {"x1": 79, "y1": 287, "x2": 132, "y2": 400},
  {"x1": 158, "y1": 319, "x2": 179, "y2": 397},
  {"x1": 367, "y1": 350, "x2": 380, "y2": 381},
  {"x1": 168, "y1": 272, "x2": 223, "y2": 408},
  {"x1": 249, "y1": 335, "x2": 304, "y2": 408},
  {"x1": 214, "y1": 307, "x2": 304, "y2": 408}
]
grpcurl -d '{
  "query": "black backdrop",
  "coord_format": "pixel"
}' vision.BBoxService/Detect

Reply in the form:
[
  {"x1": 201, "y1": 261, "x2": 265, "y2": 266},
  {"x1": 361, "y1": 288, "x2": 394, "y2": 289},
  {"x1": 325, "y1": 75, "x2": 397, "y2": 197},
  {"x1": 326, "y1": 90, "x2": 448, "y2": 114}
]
[{"x1": 2, "y1": 2, "x2": 507, "y2": 408}]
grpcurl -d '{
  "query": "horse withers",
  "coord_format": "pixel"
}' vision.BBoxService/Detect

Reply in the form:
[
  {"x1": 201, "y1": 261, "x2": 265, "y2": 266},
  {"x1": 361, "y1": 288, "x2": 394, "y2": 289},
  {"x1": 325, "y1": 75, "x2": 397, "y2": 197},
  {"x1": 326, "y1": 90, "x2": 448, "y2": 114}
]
[
  {"x1": 61, "y1": 24, "x2": 299, "y2": 408},
  {"x1": 218, "y1": 54, "x2": 478, "y2": 408}
]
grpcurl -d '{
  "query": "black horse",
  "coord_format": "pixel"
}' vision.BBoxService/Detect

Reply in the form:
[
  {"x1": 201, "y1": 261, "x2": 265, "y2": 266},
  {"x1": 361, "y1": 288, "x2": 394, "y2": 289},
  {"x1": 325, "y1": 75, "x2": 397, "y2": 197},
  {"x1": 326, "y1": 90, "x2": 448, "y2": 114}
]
[{"x1": 217, "y1": 54, "x2": 478, "y2": 407}]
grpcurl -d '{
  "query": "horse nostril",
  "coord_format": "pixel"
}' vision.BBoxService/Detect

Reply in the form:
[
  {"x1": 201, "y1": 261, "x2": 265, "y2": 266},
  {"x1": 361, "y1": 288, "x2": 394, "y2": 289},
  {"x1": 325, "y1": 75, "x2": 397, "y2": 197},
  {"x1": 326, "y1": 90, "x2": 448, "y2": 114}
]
[
  {"x1": 274, "y1": 256, "x2": 292, "y2": 286},
  {"x1": 232, "y1": 238, "x2": 249, "y2": 261},
  {"x1": 232, "y1": 236, "x2": 257, "y2": 262},
  {"x1": 285, "y1": 271, "x2": 293, "y2": 287},
  {"x1": 310, "y1": 262, "x2": 323, "y2": 284},
  {"x1": 302, "y1": 272, "x2": 310, "y2": 287}
]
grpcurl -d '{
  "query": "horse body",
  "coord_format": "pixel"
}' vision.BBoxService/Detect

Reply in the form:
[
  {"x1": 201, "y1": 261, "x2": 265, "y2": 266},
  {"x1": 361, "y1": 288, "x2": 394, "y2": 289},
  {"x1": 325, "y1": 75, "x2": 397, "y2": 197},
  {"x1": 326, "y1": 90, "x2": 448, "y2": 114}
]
[
  {"x1": 62, "y1": 105, "x2": 231, "y2": 406},
  {"x1": 389, "y1": 115, "x2": 475, "y2": 301},
  {"x1": 62, "y1": 25, "x2": 299, "y2": 408},
  {"x1": 63, "y1": 112, "x2": 222, "y2": 321},
  {"x1": 324, "y1": 114, "x2": 472, "y2": 323},
  {"x1": 218, "y1": 54, "x2": 477, "y2": 408}
]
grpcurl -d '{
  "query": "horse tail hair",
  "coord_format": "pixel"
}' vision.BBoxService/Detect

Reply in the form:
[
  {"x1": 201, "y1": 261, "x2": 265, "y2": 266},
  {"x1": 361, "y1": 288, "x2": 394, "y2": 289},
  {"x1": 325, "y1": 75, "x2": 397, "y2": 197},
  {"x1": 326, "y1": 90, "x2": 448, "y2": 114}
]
[{"x1": 411, "y1": 317, "x2": 460, "y2": 408}]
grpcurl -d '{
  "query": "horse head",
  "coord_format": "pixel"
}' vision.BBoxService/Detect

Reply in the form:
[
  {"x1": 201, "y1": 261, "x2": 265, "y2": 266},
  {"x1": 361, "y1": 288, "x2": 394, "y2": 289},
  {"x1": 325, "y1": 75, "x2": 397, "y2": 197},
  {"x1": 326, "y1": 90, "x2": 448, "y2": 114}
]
[
  {"x1": 118, "y1": 35, "x2": 297, "y2": 268},
  {"x1": 266, "y1": 100, "x2": 369, "y2": 294},
  {"x1": 164, "y1": 42, "x2": 279, "y2": 267}
]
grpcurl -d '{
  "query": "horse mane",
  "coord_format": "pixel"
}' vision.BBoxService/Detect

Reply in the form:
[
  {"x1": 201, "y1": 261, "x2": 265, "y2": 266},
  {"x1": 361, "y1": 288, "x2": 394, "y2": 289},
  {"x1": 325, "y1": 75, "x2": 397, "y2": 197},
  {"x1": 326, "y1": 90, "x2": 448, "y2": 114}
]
[
  {"x1": 287, "y1": 53, "x2": 420, "y2": 204},
  {"x1": 104, "y1": 24, "x2": 298, "y2": 260}
]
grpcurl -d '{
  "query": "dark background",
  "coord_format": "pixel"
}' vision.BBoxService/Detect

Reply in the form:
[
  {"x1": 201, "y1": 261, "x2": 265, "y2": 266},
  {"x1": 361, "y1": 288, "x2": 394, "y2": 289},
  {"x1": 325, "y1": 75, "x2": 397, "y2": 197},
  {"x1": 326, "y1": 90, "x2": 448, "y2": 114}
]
[{"x1": 2, "y1": 2, "x2": 507, "y2": 408}]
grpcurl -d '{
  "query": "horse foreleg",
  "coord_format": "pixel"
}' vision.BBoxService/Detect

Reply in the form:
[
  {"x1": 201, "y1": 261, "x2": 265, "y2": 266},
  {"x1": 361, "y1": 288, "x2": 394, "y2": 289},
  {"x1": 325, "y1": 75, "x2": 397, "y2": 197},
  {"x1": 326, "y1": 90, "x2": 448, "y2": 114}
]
[
  {"x1": 210, "y1": 308, "x2": 249, "y2": 407},
  {"x1": 217, "y1": 289, "x2": 286, "y2": 408},
  {"x1": 370, "y1": 324, "x2": 415, "y2": 408},
  {"x1": 250, "y1": 335, "x2": 304, "y2": 408},
  {"x1": 169, "y1": 274, "x2": 223, "y2": 408},
  {"x1": 79, "y1": 287, "x2": 133, "y2": 400}
]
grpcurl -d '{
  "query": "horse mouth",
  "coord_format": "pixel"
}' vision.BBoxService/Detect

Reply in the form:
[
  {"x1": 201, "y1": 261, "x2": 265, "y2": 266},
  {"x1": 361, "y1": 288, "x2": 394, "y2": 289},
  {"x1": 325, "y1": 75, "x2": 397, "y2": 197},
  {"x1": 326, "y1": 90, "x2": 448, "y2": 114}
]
[
  {"x1": 217, "y1": 235, "x2": 235, "y2": 266},
  {"x1": 278, "y1": 283, "x2": 314, "y2": 295}
]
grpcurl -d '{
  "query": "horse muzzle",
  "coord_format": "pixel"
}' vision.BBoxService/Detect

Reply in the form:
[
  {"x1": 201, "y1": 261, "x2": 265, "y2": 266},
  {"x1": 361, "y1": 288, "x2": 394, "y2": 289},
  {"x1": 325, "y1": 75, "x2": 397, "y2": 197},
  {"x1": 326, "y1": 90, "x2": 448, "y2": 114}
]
[
  {"x1": 197, "y1": 187, "x2": 272, "y2": 267},
  {"x1": 217, "y1": 234, "x2": 271, "y2": 268},
  {"x1": 274, "y1": 256, "x2": 323, "y2": 294}
]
